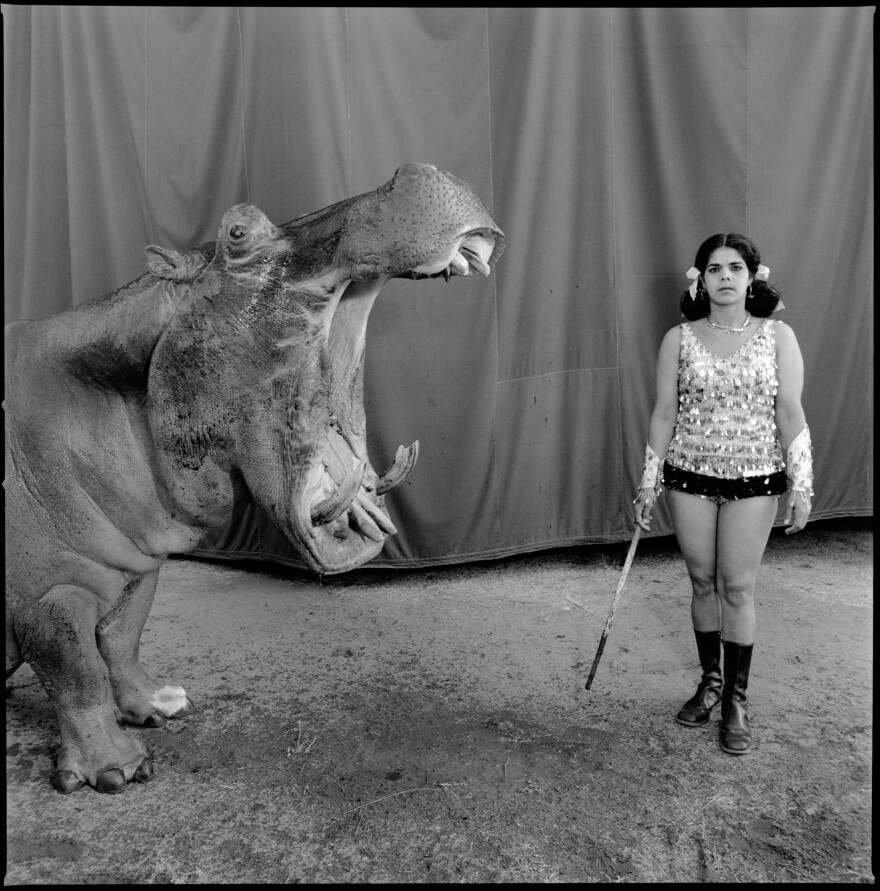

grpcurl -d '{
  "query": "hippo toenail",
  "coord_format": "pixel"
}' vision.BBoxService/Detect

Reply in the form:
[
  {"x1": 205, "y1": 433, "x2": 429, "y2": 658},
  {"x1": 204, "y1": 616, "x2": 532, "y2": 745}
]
[
  {"x1": 134, "y1": 758, "x2": 154, "y2": 783},
  {"x1": 51, "y1": 769, "x2": 86, "y2": 794},
  {"x1": 95, "y1": 768, "x2": 126, "y2": 794}
]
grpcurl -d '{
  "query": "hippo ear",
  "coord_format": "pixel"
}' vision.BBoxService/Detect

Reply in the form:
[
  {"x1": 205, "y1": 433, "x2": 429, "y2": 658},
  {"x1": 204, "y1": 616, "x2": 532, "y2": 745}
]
[{"x1": 146, "y1": 245, "x2": 209, "y2": 282}]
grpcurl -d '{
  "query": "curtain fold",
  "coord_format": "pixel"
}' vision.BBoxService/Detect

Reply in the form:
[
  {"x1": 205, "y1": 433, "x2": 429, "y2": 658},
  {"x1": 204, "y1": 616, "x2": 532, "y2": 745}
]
[{"x1": 3, "y1": 7, "x2": 872, "y2": 570}]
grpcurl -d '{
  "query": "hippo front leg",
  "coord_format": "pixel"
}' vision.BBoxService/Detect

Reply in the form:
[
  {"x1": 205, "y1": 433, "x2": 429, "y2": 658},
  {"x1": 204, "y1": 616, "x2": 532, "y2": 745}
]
[
  {"x1": 96, "y1": 568, "x2": 194, "y2": 727},
  {"x1": 22, "y1": 584, "x2": 153, "y2": 793}
]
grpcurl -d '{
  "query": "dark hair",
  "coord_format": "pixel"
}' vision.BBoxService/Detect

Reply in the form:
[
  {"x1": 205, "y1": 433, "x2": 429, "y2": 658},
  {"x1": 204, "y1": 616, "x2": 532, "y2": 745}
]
[{"x1": 679, "y1": 233, "x2": 782, "y2": 320}]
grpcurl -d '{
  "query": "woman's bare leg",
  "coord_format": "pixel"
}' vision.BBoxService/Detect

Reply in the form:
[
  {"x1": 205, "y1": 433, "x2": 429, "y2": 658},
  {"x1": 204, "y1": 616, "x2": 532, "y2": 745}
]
[
  {"x1": 666, "y1": 490, "x2": 721, "y2": 630},
  {"x1": 715, "y1": 496, "x2": 779, "y2": 643}
]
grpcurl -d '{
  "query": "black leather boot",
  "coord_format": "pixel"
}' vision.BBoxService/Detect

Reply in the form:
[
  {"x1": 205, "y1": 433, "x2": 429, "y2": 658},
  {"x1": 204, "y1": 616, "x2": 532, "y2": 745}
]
[
  {"x1": 676, "y1": 629, "x2": 723, "y2": 727},
  {"x1": 720, "y1": 640, "x2": 754, "y2": 755}
]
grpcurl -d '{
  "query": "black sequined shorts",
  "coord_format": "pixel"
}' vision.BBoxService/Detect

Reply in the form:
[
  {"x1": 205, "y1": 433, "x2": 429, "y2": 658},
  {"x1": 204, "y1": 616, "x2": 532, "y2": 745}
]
[{"x1": 662, "y1": 462, "x2": 788, "y2": 506}]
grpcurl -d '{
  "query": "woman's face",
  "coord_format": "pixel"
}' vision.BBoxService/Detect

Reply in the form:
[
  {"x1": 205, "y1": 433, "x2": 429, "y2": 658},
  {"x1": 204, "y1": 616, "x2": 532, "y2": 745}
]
[{"x1": 702, "y1": 247, "x2": 753, "y2": 305}]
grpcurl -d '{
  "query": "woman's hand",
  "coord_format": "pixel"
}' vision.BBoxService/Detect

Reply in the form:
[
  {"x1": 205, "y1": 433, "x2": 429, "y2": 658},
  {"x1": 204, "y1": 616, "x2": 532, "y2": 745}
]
[
  {"x1": 783, "y1": 490, "x2": 811, "y2": 535},
  {"x1": 633, "y1": 488, "x2": 657, "y2": 532}
]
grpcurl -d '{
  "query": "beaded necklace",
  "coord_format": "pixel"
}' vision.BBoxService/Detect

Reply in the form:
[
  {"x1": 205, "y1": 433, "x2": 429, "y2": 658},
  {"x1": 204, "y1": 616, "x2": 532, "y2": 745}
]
[{"x1": 706, "y1": 312, "x2": 751, "y2": 334}]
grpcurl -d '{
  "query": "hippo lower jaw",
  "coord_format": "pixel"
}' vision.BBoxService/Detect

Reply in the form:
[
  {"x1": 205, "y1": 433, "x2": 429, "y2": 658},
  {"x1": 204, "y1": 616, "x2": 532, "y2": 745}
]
[{"x1": 291, "y1": 230, "x2": 496, "y2": 575}]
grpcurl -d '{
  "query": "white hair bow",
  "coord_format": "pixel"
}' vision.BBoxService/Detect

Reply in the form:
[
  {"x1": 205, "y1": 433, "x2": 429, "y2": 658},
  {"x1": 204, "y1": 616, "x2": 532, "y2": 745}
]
[{"x1": 755, "y1": 264, "x2": 770, "y2": 281}]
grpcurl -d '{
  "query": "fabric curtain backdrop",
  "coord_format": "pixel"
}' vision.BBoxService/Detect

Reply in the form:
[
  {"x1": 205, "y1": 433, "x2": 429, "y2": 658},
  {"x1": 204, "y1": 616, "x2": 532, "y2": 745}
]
[{"x1": 4, "y1": 7, "x2": 873, "y2": 569}]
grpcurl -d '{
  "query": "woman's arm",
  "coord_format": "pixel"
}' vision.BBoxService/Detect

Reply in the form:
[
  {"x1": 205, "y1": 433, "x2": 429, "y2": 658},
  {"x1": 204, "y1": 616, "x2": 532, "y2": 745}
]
[
  {"x1": 647, "y1": 326, "x2": 682, "y2": 458},
  {"x1": 634, "y1": 326, "x2": 681, "y2": 531},
  {"x1": 774, "y1": 321, "x2": 812, "y2": 533},
  {"x1": 774, "y1": 320, "x2": 807, "y2": 448}
]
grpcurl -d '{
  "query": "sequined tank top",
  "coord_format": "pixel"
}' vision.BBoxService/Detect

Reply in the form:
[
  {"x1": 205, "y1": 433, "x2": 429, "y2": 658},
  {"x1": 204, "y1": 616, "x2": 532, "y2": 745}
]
[{"x1": 665, "y1": 319, "x2": 784, "y2": 479}]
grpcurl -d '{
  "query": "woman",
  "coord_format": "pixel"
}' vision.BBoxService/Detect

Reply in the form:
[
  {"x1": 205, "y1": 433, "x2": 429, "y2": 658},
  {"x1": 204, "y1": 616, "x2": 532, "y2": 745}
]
[{"x1": 634, "y1": 233, "x2": 813, "y2": 755}]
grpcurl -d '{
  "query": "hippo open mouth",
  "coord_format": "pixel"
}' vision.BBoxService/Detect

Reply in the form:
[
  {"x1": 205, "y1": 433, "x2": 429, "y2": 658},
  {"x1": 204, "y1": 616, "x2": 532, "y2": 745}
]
[
  {"x1": 302, "y1": 227, "x2": 498, "y2": 553},
  {"x1": 216, "y1": 163, "x2": 506, "y2": 575}
]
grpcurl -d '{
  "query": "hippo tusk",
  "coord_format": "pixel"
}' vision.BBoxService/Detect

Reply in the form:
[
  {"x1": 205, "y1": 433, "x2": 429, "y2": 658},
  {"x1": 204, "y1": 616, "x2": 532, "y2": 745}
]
[
  {"x1": 460, "y1": 247, "x2": 491, "y2": 276},
  {"x1": 349, "y1": 499, "x2": 389, "y2": 543},
  {"x1": 448, "y1": 252, "x2": 471, "y2": 276},
  {"x1": 375, "y1": 441, "x2": 420, "y2": 495},
  {"x1": 356, "y1": 495, "x2": 398, "y2": 536},
  {"x1": 310, "y1": 460, "x2": 366, "y2": 525}
]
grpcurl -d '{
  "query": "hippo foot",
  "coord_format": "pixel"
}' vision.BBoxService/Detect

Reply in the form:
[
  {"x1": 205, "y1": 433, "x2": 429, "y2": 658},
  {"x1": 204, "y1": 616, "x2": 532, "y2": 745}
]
[
  {"x1": 51, "y1": 710, "x2": 154, "y2": 794},
  {"x1": 111, "y1": 664, "x2": 195, "y2": 726},
  {"x1": 51, "y1": 759, "x2": 153, "y2": 795}
]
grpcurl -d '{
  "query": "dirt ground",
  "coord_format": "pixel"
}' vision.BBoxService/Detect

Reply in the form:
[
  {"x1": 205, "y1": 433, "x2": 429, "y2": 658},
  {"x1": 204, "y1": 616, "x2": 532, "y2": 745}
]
[{"x1": 5, "y1": 516, "x2": 873, "y2": 884}]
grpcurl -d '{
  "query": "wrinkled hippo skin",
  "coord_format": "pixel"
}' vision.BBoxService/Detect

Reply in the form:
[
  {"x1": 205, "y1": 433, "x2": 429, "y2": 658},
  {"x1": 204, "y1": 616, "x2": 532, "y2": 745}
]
[{"x1": 4, "y1": 164, "x2": 504, "y2": 793}]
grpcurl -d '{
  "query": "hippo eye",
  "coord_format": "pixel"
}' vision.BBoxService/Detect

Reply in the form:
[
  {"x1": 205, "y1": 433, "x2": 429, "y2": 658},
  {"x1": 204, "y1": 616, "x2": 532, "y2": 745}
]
[{"x1": 228, "y1": 224, "x2": 248, "y2": 241}]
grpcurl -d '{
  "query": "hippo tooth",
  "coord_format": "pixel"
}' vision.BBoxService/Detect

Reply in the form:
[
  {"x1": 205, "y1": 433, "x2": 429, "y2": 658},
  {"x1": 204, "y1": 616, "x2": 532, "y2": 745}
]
[
  {"x1": 310, "y1": 460, "x2": 366, "y2": 525},
  {"x1": 449, "y1": 252, "x2": 471, "y2": 276},
  {"x1": 357, "y1": 496, "x2": 398, "y2": 536},
  {"x1": 460, "y1": 247, "x2": 491, "y2": 276},
  {"x1": 349, "y1": 500, "x2": 386, "y2": 543},
  {"x1": 376, "y1": 441, "x2": 419, "y2": 495}
]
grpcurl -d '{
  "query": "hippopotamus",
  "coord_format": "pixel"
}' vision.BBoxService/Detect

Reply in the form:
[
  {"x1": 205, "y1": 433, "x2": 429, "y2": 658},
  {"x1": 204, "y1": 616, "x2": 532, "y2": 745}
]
[{"x1": 4, "y1": 163, "x2": 504, "y2": 794}]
